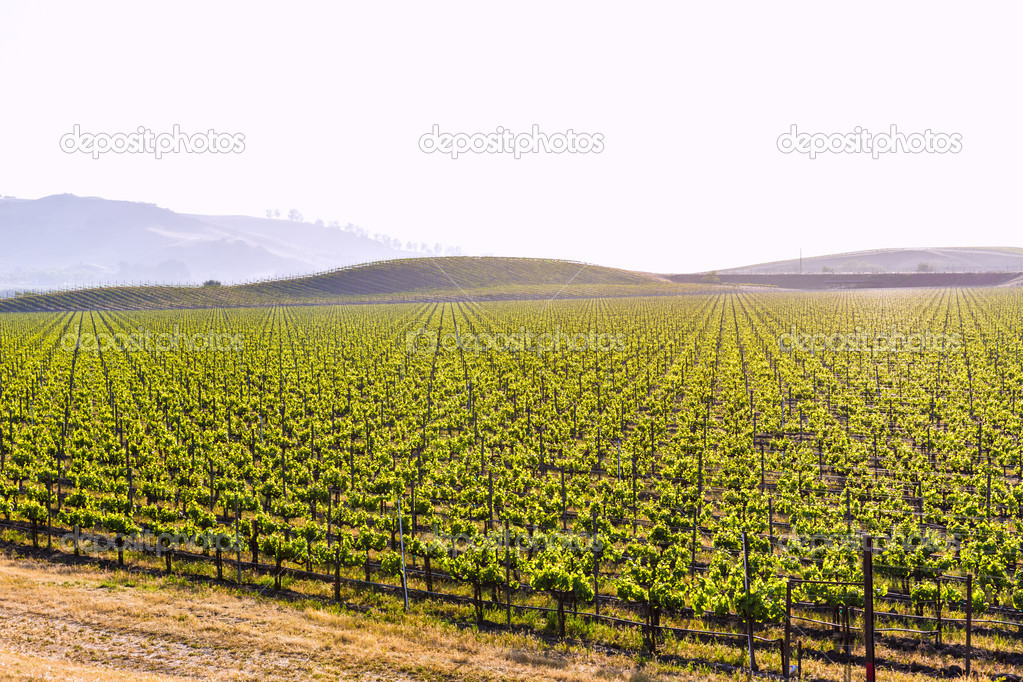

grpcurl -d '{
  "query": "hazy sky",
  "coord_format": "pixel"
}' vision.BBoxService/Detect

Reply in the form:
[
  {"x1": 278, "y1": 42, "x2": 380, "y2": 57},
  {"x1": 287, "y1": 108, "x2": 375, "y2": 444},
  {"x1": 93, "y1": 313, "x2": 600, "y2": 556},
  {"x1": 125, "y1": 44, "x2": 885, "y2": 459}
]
[{"x1": 1, "y1": 2, "x2": 1020, "y2": 273}]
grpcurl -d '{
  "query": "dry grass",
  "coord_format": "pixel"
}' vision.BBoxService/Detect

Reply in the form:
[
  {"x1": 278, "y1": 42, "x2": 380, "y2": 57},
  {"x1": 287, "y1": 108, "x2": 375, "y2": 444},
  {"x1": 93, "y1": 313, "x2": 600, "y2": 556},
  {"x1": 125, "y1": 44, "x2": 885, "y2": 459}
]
[
  {"x1": 0, "y1": 555, "x2": 719, "y2": 681},
  {"x1": 0, "y1": 552, "x2": 1020, "y2": 681}
]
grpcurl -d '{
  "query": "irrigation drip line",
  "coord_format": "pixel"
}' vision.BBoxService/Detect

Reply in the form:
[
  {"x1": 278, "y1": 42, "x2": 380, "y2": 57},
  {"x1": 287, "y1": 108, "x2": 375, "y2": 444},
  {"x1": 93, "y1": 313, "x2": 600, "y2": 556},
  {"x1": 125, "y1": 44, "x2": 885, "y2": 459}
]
[
  {"x1": 874, "y1": 627, "x2": 938, "y2": 636},
  {"x1": 790, "y1": 615, "x2": 862, "y2": 632}
]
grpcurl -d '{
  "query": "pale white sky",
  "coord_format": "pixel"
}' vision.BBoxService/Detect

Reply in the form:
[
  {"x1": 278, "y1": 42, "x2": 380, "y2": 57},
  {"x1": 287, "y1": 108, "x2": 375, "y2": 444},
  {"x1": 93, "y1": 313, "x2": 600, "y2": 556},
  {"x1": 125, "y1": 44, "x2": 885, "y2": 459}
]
[{"x1": 1, "y1": 1, "x2": 1020, "y2": 272}]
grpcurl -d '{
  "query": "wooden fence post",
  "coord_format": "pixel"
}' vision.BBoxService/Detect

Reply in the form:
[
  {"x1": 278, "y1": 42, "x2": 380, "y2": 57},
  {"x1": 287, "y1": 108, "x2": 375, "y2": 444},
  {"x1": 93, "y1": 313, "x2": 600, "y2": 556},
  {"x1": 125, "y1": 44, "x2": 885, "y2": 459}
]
[
  {"x1": 397, "y1": 495, "x2": 409, "y2": 613},
  {"x1": 742, "y1": 530, "x2": 757, "y2": 672},
  {"x1": 784, "y1": 579, "x2": 792, "y2": 678},
  {"x1": 505, "y1": 519, "x2": 512, "y2": 626},
  {"x1": 966, "y1": 574, "x2": 973, "y2": 676},
  {"x1": 863, "y1": 534, "x2": 875, "y2": 682}
]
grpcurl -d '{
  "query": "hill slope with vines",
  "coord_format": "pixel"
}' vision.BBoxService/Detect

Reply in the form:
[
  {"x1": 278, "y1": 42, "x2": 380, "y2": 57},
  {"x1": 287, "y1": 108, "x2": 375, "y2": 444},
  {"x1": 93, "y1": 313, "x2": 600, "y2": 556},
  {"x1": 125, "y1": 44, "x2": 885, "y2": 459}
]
[{"x1": 0, "y1": 257, "x2": 697, "y2": 313}]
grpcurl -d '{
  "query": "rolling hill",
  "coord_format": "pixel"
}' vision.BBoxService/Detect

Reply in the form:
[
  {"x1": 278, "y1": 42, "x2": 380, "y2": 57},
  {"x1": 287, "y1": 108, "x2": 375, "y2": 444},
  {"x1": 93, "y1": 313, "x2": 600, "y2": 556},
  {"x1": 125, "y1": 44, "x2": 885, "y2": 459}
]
[
  {"x1": 712, "y1": 246, "x2": 1023, "y2": 275},
  {"x1": 6, "y1": 246, "x2": 1023, "y2": 314},
  {"x1": 0, "y1": 257, "x2": 693, "y2": 313}
]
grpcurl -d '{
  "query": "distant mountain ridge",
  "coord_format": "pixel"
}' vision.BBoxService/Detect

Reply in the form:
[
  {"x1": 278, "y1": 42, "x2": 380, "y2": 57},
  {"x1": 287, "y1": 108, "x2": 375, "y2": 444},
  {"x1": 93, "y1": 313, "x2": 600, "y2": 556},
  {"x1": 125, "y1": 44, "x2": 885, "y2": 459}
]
[{"x1": 0, "y1": 194, "x2": 420, "y2": 287}]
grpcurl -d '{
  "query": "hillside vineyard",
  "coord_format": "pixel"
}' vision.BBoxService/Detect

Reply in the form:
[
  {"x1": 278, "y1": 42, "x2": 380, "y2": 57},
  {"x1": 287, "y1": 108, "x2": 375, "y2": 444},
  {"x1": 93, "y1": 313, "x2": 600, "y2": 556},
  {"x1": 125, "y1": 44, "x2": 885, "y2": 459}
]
[{"x1": 2, "y1": 289, "x2": 1022, "y2": 671}]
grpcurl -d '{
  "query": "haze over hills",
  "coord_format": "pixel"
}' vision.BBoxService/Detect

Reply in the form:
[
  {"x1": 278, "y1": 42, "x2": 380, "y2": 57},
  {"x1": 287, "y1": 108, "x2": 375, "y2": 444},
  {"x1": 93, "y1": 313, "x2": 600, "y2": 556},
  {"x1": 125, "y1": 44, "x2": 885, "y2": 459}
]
[
  {"x1": 0, "y1": 194, "x2": 421, "y2": 290},
  {"x1": 5, "y1": 246, "x2": 1023, "y2": 314},
  {"x1": 5, "y1": 199, "x2": 1023, "y2": 312},
  {"x1": 711, "y1": 247, "x2": 1023, "y2": 275}
]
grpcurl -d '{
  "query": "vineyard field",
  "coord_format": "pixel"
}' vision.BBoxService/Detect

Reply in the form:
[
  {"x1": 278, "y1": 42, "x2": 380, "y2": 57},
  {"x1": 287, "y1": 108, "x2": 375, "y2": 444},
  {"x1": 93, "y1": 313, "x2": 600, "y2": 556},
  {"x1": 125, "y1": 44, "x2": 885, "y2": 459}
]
[{"x1": 3, "y1": 288, "x2": 1023, "y2": 679}]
